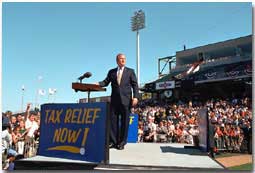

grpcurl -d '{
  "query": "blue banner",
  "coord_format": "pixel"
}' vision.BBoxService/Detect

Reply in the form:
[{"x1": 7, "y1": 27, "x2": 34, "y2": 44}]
[
  {"x1": 127, "y1": 114, "x2": 138, "y2": 143},
  {"x1": 38, "y1": 103, "x2": 108, "y2": 163}
]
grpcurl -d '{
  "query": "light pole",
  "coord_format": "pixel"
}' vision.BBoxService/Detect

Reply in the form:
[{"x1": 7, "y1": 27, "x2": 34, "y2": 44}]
[
  {"x1": 21, "y1": 85, "x2": 25, "y2": 112},
  {"x1": 131, "y1": 10, "x2": 145, "y2": 88},
  {"x1": 35, "y1": 75, "x2": 43, "y2": 109}
]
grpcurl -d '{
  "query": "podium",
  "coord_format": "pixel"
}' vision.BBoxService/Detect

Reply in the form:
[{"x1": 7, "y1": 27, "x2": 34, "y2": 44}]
[{"x1": 72, "y1": 83, "x2": 106, "y2": 102}]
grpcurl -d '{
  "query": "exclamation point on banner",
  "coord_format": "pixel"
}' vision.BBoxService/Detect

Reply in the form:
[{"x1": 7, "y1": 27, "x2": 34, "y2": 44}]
[{"x1": 80, "y1": 128, "x2": 90, "y2": 155}]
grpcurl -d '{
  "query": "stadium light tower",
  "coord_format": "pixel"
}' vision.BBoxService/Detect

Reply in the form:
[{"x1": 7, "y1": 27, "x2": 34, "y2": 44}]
[{"x1": 131, "y1": 10, "x2": 145, "y2": 87}]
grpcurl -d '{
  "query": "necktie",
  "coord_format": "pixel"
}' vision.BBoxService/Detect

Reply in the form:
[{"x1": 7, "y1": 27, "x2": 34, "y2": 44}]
[{"x1": 117, "y1": 67, "x2": 123, "y2": 85}]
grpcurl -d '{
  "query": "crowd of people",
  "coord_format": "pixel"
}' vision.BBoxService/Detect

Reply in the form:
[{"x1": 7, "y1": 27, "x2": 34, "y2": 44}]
[
  {"x1": 207, "y1": 97, "x2": 252, "y2": 155},
  {"x1": 134, "y1": 96, "x2": 252, "y2": 154},
  {"x1": 2, "y1": 96, "x2": 252, "y2": 170},
  {"x1": 134, "y1": 100, "x2": 201, "y2": 145},
  {"x1": 2, "y1": 104, "x2": 40, "y2": 170}
]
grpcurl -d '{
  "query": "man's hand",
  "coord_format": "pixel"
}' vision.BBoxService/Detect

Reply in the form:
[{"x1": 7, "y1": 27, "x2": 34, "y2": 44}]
[
  {"x1": 26, "y1": 103, "x2": 31, "y2": 111},
  {"x1": 132, "y1": 98, "x2": 138, "y2": 107}
]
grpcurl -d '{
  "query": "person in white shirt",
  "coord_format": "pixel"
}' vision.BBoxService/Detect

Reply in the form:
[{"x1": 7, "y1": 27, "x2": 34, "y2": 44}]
[
  {"x1": 166, "y1": 121, "x2": 175, "y2": 142},
  {"x1": 189, "y1": 125, "x2": 200, "y2": 146},
  {"x1": 144, "y1": 116, "x2": 157, "y2": 142},
  {"x1": 2, "y1": 125, "x2": 12, "y2": 154},
  {"x1": 24, "y1": 104, "x2": 39, "y2": 139}
]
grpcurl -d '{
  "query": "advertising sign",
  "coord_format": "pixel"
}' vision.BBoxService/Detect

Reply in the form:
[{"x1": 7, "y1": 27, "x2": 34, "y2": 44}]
[{"x1": 156, "y1": 81, "x2": 175, "y2": 90}]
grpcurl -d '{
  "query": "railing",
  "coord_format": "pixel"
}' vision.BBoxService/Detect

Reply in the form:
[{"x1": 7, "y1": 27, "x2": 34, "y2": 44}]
[
  {"x1": 10, "y1": 137, "x2": 38, "y2": 158},
  {"x1": 214, "y1": 135, "x2": 250, "y2": 153},
  {"x1": 23, "y1": 138, "x2": 38, "y2": 158},
  {"x1": 170, "y1": 55, "x2": 251, "y2": 73}
]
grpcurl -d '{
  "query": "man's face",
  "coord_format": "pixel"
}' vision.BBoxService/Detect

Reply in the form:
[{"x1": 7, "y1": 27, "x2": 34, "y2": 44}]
[
  {"x1": 117, "y1": 54, "x2": 126, "y2": 67},
  {"x1": 11, "y1": 116, "x2": 17, "y2": 124},
  {"x1": 29, "y1": 114, "x2": 35, "y2": 121},
  {"x1": 17, "y1": 115, "x2": 23, "y2": 121}
]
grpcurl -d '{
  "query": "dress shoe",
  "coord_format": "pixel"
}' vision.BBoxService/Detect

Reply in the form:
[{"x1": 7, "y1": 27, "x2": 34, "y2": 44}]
[
  {"x1": 117, "y1": 144, "x2": 124, "y2": 150},
  {"x1": 109, "y1": 143, "x2": 116, "y2": 149}
]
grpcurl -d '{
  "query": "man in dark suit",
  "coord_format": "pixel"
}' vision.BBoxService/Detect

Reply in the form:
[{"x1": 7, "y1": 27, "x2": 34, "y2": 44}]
[{"x1": 97, "y1": 53, "x2": 139, "y2": 150}]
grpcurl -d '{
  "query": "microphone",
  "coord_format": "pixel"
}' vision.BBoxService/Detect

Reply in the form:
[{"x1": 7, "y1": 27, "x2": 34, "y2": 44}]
[{"x1": 78, "y1": 72, "x2": 92, "y2": 82}]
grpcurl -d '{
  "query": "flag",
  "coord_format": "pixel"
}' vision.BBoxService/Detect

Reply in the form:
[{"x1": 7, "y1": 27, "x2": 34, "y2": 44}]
[
  {"x1": 193, "y1": 65, "x2": 200, "y2": 73},
  {"x1": 186, "y1": 65, "x2": 195, "y2": 75},
  {"x1": 49, "y1": 88, "x2": 57, "y2": 95},
  {"x1": 49, "y1": 88, "x2": 54, "y2": 95},
  {"x1": 187, "y1": 62, "x2": 200, "y2": 75},
  {"x1": 38, "y1": 89, "x2": 46, "y2": 96},
  {"x1": 174, "y1": 59, "x2": 202, "y2": 80},
  {"x1": 186, "y1": 59, "x2": 203, "y2": 75}
]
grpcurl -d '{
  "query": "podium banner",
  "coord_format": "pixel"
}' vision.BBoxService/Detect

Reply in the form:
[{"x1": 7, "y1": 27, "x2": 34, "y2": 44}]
[
  {"x1": 38, "y1": 102, "x2": 109, "y2": 163},
  {"x1": 127, "y1": 114, "x2": 138, "y2": 143}
]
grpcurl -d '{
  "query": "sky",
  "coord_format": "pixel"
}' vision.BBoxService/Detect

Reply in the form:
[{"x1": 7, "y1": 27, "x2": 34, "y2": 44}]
[{"x1": 2, "y1": 2, "x2": 252, "y2": 113}]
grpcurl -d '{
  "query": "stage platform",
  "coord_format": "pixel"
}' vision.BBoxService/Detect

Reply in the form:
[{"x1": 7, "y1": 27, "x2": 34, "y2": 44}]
[{"x1": 15, "y1": 143, "x2": 224, "y2": 170}]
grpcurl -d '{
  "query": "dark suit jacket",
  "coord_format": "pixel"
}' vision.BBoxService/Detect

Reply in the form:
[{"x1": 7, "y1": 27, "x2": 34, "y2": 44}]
[{"x1": 99, "y1": 67, "x2": 139, "y2": 106}]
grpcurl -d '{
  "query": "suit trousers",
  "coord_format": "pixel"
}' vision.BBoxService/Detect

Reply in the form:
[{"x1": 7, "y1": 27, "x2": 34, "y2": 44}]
[{"x1": 110, "y1": 102, "x2": 130, "y2": 146}]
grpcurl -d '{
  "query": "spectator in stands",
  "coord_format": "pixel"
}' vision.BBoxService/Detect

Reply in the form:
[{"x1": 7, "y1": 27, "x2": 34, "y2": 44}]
[
  {"x1": 215, "y1": 125, "x2": 223, "y2": 150},
  {"x1": 156, "y1": 121, "x2": 168, "y2": 142},
  {"x1": 10, "y1": 115, "x2": 18, "y2": 131},
  {"x1": 166, "y1": 121, "x2": 175, "y2": 143},
  {"x1": 2, "y1": 112, "x2": 11, "y2": 127},
  {"x1": 188, "y1": 125, "x2": 199, "y2": 146},
  {"x1": 138, "y1": 122, "x2": 144, "y2": 142},
  {"x1": 143, "y1": 116, "x2": 156, "y2": 142},
  {"x1": 222, "y1": 125, "x2": 230, "y2": 151},
  {"x1": 25, "y1": 104, "x2": 39, "y2": 140},
  {"x1": 228, "y1": 126, "x2": 235, "y2": 151},
  {"x1": 182, "y1": 126, "x2": 193, "y2": 144},
  {"x1": 233, "y1": 126, "x2": 241, "y2": 152},
  {"x1": 12, "y1": 123, "x2": 26, "y2": 156},
  {"x1": 24, "y1": 104, "x2": 39, "y2": 158},
  {"x1": 3, "y1": 153, "x2": 16, "y2": 170},
  {"x1": 173, "y1": 124, "x2": 183, "y2": 143},
  {"x1": 16, "y1": 114, "x2": 24, "y2": 125},
  {"x1": 34, "y1": 118, "x2": 41, "y2": 142},
  {"x1": 18, "y1": 120, "x2": 27, "y2": 137},
  {"x1": 11, "y1": 126, "x2": 20, "y2": 145},
  {"x1": 2, "y1": 124, "x2": 12, "y2": 159},
  {"x1": 17, "y1": 120, "x2": 27, "y2": 155}
]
